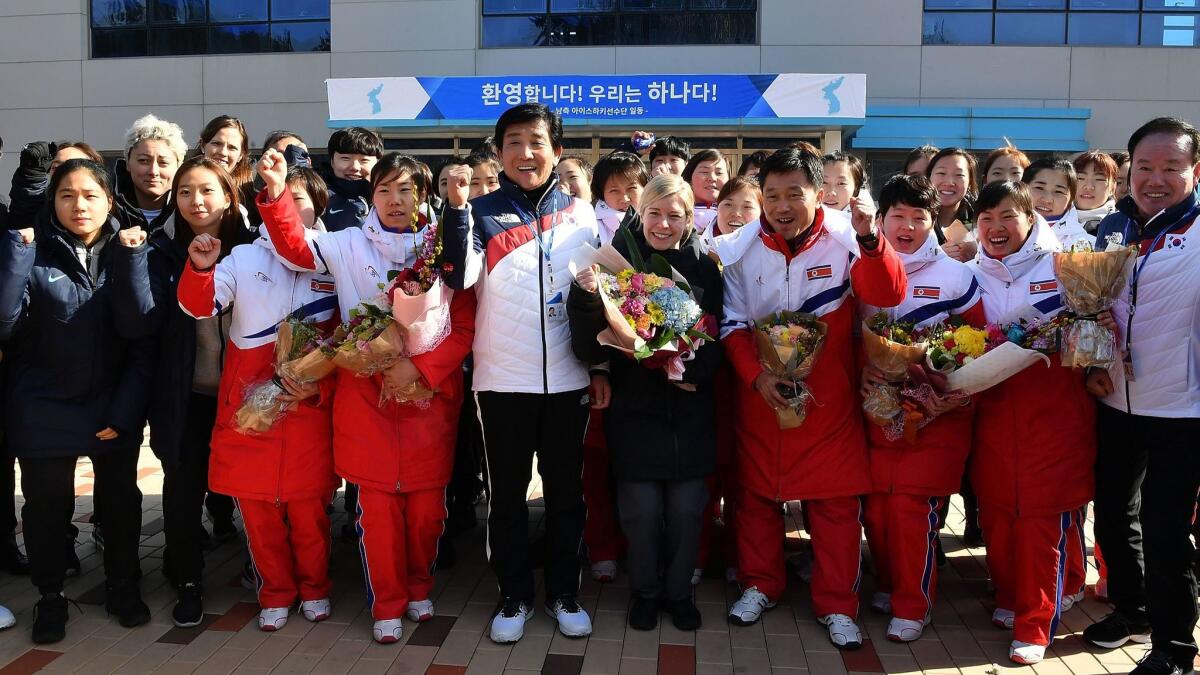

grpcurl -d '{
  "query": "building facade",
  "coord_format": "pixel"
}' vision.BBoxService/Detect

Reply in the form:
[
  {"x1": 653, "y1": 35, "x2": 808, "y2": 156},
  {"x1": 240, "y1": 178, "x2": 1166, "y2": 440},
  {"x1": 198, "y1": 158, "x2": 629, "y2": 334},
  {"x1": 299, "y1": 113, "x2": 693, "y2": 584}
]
[{"x1": 2, "y1": 0, "x2": 1199, "y2": 189}]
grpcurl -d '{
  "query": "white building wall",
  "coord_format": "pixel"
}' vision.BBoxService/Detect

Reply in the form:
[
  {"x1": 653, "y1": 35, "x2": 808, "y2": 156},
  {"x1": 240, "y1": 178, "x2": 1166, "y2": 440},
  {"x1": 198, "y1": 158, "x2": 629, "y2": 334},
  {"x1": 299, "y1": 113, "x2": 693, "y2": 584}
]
[{"x1": 1, "y1": 0, "x2": 1199, "y2": 186}]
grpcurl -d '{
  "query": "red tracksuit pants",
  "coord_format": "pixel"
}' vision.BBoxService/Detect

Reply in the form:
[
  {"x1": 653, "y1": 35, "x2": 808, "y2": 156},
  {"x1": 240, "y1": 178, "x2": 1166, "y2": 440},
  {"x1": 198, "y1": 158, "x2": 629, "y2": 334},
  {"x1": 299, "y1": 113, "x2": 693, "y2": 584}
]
[
  {"x1": 355, "y1": 486, "x2": 447, "y2": 620},
  {"x1": 737, "y1": 489, "x2": 862, "y2": 617},
  {"x1": 980, "y1": 506, "x2": 1077, "y2": 646},
  {"x1": 1064, "y1": 507, "x2": 1088, "y2": 598},
  {"x1": 239, "y1": 498, "x2": 332, "y2": 609},
  {"x1": 582, "y1": 411, "x2": 624, "y2": 563},
  {"x1": 864, "y1": 494, "x2": 942, "y2": 622}
]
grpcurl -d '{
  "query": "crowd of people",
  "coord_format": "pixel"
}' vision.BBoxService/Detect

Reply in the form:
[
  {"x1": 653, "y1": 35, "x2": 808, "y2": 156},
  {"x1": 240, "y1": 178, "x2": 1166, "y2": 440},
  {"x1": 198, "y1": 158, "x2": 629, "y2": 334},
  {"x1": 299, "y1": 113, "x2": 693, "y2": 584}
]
[{"x1": 0, "y1": 102, "x2": 1196, "y2": 675}]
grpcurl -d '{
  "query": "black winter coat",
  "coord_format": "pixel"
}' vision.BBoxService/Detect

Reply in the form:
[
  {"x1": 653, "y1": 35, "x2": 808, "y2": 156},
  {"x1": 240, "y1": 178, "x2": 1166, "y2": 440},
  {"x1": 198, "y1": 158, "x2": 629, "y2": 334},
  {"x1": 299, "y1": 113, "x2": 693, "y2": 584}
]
[
  {"x1": 113, "y1": 159, "x2": 175, "y2": 234},
  {"x1": 0, "y1": 213, "x2": 153, "y2": 458},
  {"x1": 567, "y1": 218, "x2": 724, "y2": 482}
]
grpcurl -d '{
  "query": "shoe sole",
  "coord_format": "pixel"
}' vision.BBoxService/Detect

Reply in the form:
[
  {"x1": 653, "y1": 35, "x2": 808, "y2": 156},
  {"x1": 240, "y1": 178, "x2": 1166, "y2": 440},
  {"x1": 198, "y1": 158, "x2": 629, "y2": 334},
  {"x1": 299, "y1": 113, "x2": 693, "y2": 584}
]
[
  {"x1": 887, "y1": 633, "x2": 921, "y2": 643},
  {"x1": 304, "y1": 613, "x2": 330, "y2": 622},
  {"x1": 173, "y1": 618, "x2": 204, "y2": 628},
  {"x1": 0, "y1": 617, "x2": 13, "y2": 631},
  {"x1": 374, "y1": 634, "x2": 400, "y2": 644},
  {"x1": 1010, "y1": 654, "x2": 1043, "y2": 665},
  {"x1": 259, "y1": 623, "x2": 285, "y2": 632},
  {"x1": 544, "y1": 607, "x2": 591, "y2": 637},
  {"x1": 490, "y1": 610, "x2": 534, "y2": 644},
  {"x1": 1086, "y1": 633, "x2": 1152, "y2": 649}
]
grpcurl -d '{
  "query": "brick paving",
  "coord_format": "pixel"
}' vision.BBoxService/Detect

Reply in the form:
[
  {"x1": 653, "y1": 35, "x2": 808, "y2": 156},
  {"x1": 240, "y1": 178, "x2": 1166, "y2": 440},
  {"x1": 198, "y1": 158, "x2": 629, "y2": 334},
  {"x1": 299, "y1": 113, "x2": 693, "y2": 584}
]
[{"x1": 0, "y1": 444, "x2": 1194, "y2": 674}]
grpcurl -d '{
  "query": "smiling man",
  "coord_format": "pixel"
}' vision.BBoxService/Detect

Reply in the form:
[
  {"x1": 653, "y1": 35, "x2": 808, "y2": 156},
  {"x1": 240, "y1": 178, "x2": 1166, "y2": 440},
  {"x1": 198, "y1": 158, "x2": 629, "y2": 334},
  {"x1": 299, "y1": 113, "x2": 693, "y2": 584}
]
[
  {"x1": 1084, "y1": 117, "x2": 1200, "y2": 675},
  {"x1": 441, "y1": 103, "x2": 601, "y2": 645}
]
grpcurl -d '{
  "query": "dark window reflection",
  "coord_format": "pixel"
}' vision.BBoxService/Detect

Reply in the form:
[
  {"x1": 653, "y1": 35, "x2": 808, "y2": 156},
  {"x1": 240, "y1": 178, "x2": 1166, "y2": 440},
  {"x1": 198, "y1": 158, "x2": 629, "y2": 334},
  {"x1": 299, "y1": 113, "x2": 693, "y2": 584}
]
[
  {"x1": 150, "y1": 0, "x2": 205, "y2": 23},
  {"x1": 483, "y1": 0, "x2": 754, "y2": 45},
  {"x1": 995, "y1": 11, "x2": 1066, "y2": 42},
  {"x1": 1068, "y1": 11, "x2": 1138, "y2": 43},
  {"x1": 92, "y1": 0, "x2": 147, "y2": 27},
  {"x1": 923, "y1": 11, "x2": 993, "y2": 43},
  {"x1": 92, "y1": 27, "x2": 148, "y2": 56},
  {"x1": 271, "y1": 0, "x2": 329, "y2": 20},
  {"x1": 151, "y1": 25, "x2": 205, "y2": 53},
  {"x1": 208, "y1": 0, "x2": 267, "y2": 22}
]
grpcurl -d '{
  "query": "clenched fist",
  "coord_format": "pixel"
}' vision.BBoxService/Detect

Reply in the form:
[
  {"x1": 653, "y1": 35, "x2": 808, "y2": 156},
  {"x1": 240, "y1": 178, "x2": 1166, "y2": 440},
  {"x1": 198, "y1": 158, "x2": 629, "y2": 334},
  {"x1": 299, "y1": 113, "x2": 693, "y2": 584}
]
[
  {"x1": 444, "y1": 164, "x2": 472, "y2": 209},
  {"x1": 257, "y1": 148, "x2": 289, "y2": 200},
  {"x1": 117, "y1": 226, "x2": 146, "y2": 248},
  {"x1": 188, "y1": 233, "x2": 221, "y2": 271}
]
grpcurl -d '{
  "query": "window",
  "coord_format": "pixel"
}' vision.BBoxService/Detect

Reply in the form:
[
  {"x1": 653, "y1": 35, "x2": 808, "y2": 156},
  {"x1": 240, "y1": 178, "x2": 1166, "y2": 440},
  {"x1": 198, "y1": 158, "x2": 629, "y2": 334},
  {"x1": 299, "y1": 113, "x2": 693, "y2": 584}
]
[
  {"x1": 480, "y1": 0, "x2": 757, "y2": 47},
  {"x1": 90, "y1": 0, "x2": 330, "y2": 57},
  {"x1": 922, "y1": 0, "x2": 1200, "y2": 44}
]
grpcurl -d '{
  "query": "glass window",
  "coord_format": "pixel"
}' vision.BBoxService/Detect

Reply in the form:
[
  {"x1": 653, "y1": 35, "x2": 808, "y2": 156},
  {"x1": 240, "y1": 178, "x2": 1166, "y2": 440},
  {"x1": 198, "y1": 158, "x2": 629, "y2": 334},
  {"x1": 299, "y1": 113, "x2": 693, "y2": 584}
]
[
  {"x1": 995, "y1": 11, "x2": 1066, "y2": 42},
  {"x1": 92, "y1": 0, "x2": 147, "y2": 27},
  {"x1": 924, "y1": 0, "x2": 992, "y2": 8},
  {"x1": 92, "y1": 27, "x2": 148, "y2": 56},
  {"x1": 1069, "y1": 0, "x2": 1138, "y2": 8},
  {"x1": 1142, "y1": 12, "x2": 1198, "y2": 44},
  {"x1": 151, "y1": 25, "x2": 205, "y2": 53},
  {"x1": 997, "y1": 0, "x2": 1065, "y2": 8},
  {"x1": 481, "y1": 15, "x2": 547, "y2": 47},
  {"x1": 210, "y1": 22, "x2": 270, "y2": 50},
  {"x1": 687, "y1": 11, "x2": 756, "y2": 42},
  {"x1": 545, "y1": 13, "x2": 617, "y2": 43},
  {"x1": 923, "y1": 11, "x2": 993, "y2": 43},
  {"x1": 690, "y1": 0, "x2": 756, "y2": 8},
  {"x1": 622, "y1": 0, "x2": 685, "y2": 10},
  {"x1": 550, "y1": 0, "x2": 616, "y2": 12},
  {"x1": 150, "y1": 0, "x2": 204, "y2": 22},
  {"x1": 271, "y1": 21, "x2": 330, "y2": 51},
  {"x1": 1068, "y1": 11, "x2": 1138, "y2": 42},
  {"x1": 271, "y1": 0, "x2": 328, "y2": 20},
  {"x1": 209, "y1": 0, "x2": 267, "y2": 22},
  {"x1": 484, "y1": 0, "x2": 753, "y2": 45},
  {"x1": 483, "y1": 0, "x2": 547, "y2": 13},
  {"x1": 618, "y1": 12, "x2": 685, "y2": 43},
  {"x1": 1143, "y1": 0, "x2": 1198, "y2": 10}
]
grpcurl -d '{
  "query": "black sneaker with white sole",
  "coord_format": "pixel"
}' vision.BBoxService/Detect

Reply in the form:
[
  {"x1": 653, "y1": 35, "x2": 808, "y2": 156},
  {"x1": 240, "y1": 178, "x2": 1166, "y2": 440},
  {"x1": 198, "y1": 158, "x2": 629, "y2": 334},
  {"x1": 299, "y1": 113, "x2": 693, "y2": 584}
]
[
  {"x1": 173, "y1": 582, "x2": 204, "y2": 628},
  {"x1": 1130, "y1": 649, "x2": 1193, "y2": 675},
  {"x1": 1083, "y1": 611, "x2": 1152, "y2": 649}
]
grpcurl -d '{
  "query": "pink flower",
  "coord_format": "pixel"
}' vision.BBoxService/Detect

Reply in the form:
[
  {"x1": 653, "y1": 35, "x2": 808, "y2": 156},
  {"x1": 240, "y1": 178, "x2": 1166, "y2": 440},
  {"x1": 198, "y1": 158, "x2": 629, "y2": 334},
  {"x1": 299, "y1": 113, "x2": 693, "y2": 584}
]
[{"x1": 630, "y1": 273, "x2": 645, "y2": 295}]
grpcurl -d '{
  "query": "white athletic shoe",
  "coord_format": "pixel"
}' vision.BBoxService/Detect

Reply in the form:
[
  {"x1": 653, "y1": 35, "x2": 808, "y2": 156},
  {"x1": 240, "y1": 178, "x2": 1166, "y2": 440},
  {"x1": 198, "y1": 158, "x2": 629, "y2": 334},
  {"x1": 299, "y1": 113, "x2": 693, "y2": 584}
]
[
  {"x1": 691, "y1": 568, "x2": 704, "y2": 585},
  {"x1": 545, "y1": 596, "x2": 592, "y2": 637},
  {"x1": 372, "y1": 618, "x2": 403, "y2": 644},
  {"x1": 818, "y1": 613, "x2": 863, "y2": 650},
  {"x1": 1009, "y1": 640, "x2": 1045, "y2": 665},
  {"x1": 490, "y1": 599, "x2": 534, "y2": 644},
  {"x1": 301, "y1": 598, "x2": 331, "y2": 622},
  {"x1": 590, "y1": 560, "x2": 617, "y2": 583},
  {"x1": 1060, "y1": 590, "x2": 1085, "y2": 612},
  {"x1": 258, "y1": 607, "x2": 288, "y2": 632},
  {"x1": 406, "y1": 599, "x2": 434, "y2": 623},
  {"x1": 727, "y1": 587, "x2": 775, "y2": 626},
  {"x1": 992, "y1": 607, "x2": 1015, "y2": 630},
  {"x1": 0, "y1": 605, "x2": 12, "y2": 630},
  {"x1": 870, "y1": 592, "x2": 892, "y2": 614},
  {"x1": 886, "y1": 616, "x2": 927, "y2": 642}
]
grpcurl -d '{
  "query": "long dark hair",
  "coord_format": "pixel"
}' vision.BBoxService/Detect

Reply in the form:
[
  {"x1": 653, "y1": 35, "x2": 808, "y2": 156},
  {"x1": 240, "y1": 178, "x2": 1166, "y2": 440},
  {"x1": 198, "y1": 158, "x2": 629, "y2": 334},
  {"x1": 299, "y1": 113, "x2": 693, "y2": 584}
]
[{"x1": 170, "y1": 156, "x2": 244, "y2": 258}]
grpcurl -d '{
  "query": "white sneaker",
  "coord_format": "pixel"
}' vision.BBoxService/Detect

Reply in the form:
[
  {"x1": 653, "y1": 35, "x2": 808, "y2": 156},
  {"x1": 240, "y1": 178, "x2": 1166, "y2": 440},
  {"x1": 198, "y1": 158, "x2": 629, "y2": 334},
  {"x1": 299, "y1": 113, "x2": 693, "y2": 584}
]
[
  {"x1": 691, "y1": 568, "x2": 703, "y2": 585},
  {"x1": 372, "y1": 618, "x2": 403, "y2": 644},
  {"x1": 258, "y1": 607, "x2": 288, "y2": 632},
  {"x1": 727, "y1": 587, "x2": 775, "y2": 626},
  {"x1": 545, "y1": 596, "x2": 592, "y2": 637},
  {"x1": 724, "y1": 567, "x2": 739, "y2": 585},
  {"x1": 1060, "y1": 590, "x2": 1085, "y2": 612},
  {"x1": 1009, "y1": 640, "x2": 1045, "y2": 665},
  {"x1": 0, "y1": 605, "x2": 15, "y2": 630},
  {"x1": 406, "y1": 599, "x2": 434, "y2": 623},
  {"x1": 301, "y1": 598, "x2": 330, "y2": 622},
  {"x1": 886, "y1": 616, "x2": 927, "y2": 642},
  {"x1": 818, "y1": 613, "x2": 863, "y2": 650},
  {"x1": 992, "y1": 608, "x2": 1015, "y2": 630},
  {"x1": 490, "y1": 599, "x2": 534, "y2": 644},
  {"x1": 590, "y1": 560, "x2": 617, "y2": 583},
  {"x1": 870, "y1": 592, "x2": 892, "y2": 614}
]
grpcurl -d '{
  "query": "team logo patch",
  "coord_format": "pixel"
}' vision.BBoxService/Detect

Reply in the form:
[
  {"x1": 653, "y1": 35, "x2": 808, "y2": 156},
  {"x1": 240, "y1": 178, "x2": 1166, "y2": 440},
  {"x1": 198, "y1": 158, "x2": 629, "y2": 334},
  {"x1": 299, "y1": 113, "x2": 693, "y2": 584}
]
[
  {"x1": 1166, "y1": 234, "x2": 1187, "y2": 250},
  {"x1": 310, "y1": 280, "x2": 335, "y2": 294},
  {"x1": 1029, "y1": 279, "x2": 1057, "y2": 295},
  {"x1": 806, "y1": 264, "x2": 833, "y2": 281},
  {"x1": 494, "y1": 214, "x2": 521, "y2": 224},
  {"x1": 255, "y1": 272, "x2": 271, "y2": 283},
  {"x1": 913, "y1": 286, "x2": 941, "y2": 299},
  {"x1": 366, "y1": 265, "x2": 379, "y2": 279}
]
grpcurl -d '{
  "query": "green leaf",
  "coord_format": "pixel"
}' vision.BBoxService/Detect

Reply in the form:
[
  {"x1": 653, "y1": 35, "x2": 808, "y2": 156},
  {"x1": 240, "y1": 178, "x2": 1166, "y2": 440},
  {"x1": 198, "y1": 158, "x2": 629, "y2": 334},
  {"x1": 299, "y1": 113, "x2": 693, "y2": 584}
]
[
  {"x1": 621, "y1": 227, "x2": 645, "y2": 272},
  {"x1": 687, "y1": 328, "x2": 715, "y2": 342}
]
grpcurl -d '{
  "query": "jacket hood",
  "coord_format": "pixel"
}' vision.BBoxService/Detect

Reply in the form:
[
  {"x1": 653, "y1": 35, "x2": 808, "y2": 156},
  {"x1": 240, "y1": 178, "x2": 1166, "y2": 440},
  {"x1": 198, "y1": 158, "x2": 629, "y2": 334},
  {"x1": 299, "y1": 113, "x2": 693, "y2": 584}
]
[
  {"x1": 974, "y1": 213, "x2": 1060, "y2": 284},
  {"x1": 895, "y1": 230, "x2": 946, "y2": 274},
  {"x1": 360, "y1": 209, "x2": 430, "y2": 266},
  {"x1": 255, "y1": 216, "x2": 326, "y2": 255},
  {"x1": 1114, "y1": 187, "x2": 1200, "y2": 240},
  {"x1": 1046, "y1": 207, "x2": 1092, "y2": 250}
]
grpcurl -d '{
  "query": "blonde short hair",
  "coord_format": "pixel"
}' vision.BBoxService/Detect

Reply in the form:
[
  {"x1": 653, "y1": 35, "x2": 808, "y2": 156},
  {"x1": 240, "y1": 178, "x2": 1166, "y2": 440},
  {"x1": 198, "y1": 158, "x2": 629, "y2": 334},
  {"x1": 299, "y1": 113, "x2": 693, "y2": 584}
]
[
  {"x1": 124, "y1": 114, "x2": 188, "y2": 164},
  {"x1": 638, "y1": 173, "x2": 695, "y2": 240}
]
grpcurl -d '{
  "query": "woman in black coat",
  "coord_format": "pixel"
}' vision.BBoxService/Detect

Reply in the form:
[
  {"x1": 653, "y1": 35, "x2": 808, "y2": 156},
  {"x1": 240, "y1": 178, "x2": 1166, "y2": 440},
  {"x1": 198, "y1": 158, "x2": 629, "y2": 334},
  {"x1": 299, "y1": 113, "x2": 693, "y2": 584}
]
[
  {"x1": 567, "y1": 174, "x2": 723, "y2": 632},
  {"x1": 0, "y1": 159, "x2": 153, "y2": 643}
]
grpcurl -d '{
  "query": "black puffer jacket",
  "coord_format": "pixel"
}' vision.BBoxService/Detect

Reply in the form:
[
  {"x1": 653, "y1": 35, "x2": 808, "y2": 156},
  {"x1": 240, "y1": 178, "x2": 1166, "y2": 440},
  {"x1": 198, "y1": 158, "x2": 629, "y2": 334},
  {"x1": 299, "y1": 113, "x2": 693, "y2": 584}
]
[
  {"x1": 112, "y1": 158, "x2": 175, "y2": 234},
  {"x1": 0, "y1": 212, "x2": 153, "y2": 458},
  {"x1": 567, "y1": 217, "x2": 724, "y2": 482}
]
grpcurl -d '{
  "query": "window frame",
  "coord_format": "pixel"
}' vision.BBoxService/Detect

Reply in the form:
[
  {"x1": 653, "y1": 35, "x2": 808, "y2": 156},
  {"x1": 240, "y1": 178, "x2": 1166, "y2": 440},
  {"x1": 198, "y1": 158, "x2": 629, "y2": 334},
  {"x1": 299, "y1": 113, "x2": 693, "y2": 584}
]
[{"x1": 921, "y1": 0, "x2": 1200, "y2": 45}]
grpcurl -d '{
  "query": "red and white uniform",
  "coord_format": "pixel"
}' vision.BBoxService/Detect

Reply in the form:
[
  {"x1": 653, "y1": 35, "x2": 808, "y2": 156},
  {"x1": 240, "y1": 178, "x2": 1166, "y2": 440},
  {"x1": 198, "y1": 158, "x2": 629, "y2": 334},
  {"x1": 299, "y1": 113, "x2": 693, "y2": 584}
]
[
  {"x1": 969, "y1": 217, "x2": 1096, "y2": 647},
  {"x1": 694, "y1": 202, "x2": 718, "y2": 236},
  {"x1": 258, "y1": 191, "x2": 476, "y2": 620},
  {"x1": 1045, "y1": 207, "x2": 1096, "y2": 252},
  {"x1": 859, "y1": 235, "x2": 984, "y2": 622},
  {"x1": 177, "y1": 221, "x2": 339, "y2": 610},
  {"x1": 721, "y1": 207, "x2": 907, "y2": 615},
  {"x1": 594, "y1": 201, "x2": 628, "y2": 246}
]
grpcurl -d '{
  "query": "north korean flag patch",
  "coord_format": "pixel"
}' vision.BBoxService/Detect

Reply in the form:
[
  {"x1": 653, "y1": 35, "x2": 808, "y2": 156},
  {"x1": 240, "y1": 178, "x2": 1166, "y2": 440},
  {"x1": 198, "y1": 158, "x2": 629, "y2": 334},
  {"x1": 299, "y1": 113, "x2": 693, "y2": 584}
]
[
  {"x1": 310, "y1": 280, "x2": 335, "y2": 294},
  {"x1": 1028, "y1": 279, "x2": 1057, "y2": 295},
  {"x1": 913, "y1": 286, "x2": 941, "y2": 299},
  {"x1": 806, "y1": 264, "x2": 833, "y2": 281}
]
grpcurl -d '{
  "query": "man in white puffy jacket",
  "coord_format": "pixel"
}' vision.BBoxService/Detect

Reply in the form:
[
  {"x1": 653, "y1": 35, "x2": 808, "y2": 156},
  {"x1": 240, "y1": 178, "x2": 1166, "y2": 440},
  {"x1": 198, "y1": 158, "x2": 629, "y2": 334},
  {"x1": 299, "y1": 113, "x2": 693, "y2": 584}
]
[
  {"x1": 1084, "y1": 117, "x2": 1200, "y2": 675},
  {"x1": 442, "y1": 104, "x2": 602, "y2": 645}
]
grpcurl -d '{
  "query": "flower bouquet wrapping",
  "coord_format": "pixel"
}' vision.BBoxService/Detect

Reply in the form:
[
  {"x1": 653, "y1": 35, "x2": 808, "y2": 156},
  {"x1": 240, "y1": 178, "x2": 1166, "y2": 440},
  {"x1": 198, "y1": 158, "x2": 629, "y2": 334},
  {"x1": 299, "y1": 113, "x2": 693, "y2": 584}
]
[
  {"x1": 861, "y1": 312, "x2": 928, "y2": 427},
  {"x1": 571, "y1": 229, "x2": 715, "y2": 380},
  {"x1": 1052, "y1": 244, "x2": 1137, "y2": 368},
  {"x1": 754, "y1": 311, "x2": 828, "y2": 429},
  {"x1": 234, "y1": 316, "x2": 335, "y2": 435},
  {"x1": 921, "y1": 314, "x2": 1056, "y2": 396}
]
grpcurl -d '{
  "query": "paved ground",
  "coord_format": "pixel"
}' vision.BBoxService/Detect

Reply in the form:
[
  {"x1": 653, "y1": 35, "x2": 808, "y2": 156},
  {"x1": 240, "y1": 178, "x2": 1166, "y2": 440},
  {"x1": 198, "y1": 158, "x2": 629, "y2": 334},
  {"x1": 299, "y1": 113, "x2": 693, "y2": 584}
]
[{"x1": 0, "y1": 444, "x2": 1194, "y2": 675}]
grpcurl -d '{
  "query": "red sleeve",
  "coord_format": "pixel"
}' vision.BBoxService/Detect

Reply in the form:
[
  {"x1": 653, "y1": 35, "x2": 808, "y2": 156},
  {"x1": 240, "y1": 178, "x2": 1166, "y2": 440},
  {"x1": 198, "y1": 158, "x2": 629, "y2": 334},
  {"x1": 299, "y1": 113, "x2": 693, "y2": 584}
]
[
  {"x1": 257, "y1": 188, "x2": 319, "y2": 271},
  {"x1": 957, "y1": 300, "x2": 987, "y2": 329},
  {"x1": 176, "y1": 262, "x2": 215, "y2": 317},
  {"x1": 850, "y1": 236, "x2": 907, "y2": 308},
  {"x1": 410, "y1": 289, "x2": 478, "y2": 391},
  {"x1": 721, "y1": 327, "x2": 763, "y2": 390}
]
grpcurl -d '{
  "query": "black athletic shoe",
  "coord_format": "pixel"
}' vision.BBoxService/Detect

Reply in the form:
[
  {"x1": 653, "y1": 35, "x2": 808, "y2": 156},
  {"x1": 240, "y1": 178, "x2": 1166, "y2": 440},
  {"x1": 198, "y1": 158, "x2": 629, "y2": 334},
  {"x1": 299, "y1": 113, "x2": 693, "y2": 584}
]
[
  {"x1": 32, "y1": 593, "x2": 68, "y2": 644},
  {"x1": 628, "y1": 597, "x2": 659, "y2": 631},
  {"x1": 1083, "y1": 611, "x2": 1153, "y2": 649},
  {"x1": 1131, "y1": 649, "x2": 1192, "y2": 675},
  {"x1": 106, "y1": 581, "x2": 151, "y2": 628},
  {"x1": 665, "y1": 598, "x2": 702, "y2": 631},
  {"x1": 173, "y1": 583, "x2": 204, "y2": 628}
]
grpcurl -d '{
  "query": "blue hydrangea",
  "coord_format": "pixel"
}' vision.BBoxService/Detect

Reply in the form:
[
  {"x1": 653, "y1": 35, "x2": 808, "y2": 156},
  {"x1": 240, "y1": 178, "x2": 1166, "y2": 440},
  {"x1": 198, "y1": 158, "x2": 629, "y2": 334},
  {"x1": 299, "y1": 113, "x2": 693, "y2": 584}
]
[{"x1": 649, "y1": 286, "x2": 701, "y2": 334}]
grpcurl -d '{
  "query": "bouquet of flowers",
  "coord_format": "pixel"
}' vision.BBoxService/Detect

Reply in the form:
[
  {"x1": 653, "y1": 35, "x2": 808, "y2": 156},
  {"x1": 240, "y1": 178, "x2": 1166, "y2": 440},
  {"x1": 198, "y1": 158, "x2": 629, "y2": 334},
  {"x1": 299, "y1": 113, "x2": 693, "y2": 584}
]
[
  {"x1": 329, "y1": 299, "x2": 404, "y2": 376},
  {"x1": 1052, "y1": 245, "x2": 1137, "y2": 368},
  {"x1": 860, "y1": 312, "x2": 928, "y2": 427},
  {"x1": 916, "y1": 315, "x2": 1052, "y2": 396},
  {"x1": 754, "y1": 311, "x2": 827, "y2": 429},
  {"x1": 996, "y1": 313, "x2": 1075, "y2": 354},
  {"x1": 576, "y1": 229, "x2": 715, "y2": 380},
  {"x1": 234, "y1": 315, "x2": 335, "y2": 435}
]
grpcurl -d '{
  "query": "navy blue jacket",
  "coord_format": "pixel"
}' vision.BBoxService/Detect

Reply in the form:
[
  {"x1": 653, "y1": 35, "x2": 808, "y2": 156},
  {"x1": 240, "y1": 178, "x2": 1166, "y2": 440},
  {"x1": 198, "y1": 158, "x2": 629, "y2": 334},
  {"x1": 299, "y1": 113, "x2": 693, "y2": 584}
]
[
  {"x1": 319, "y1": 167, "x2": 370, "y2": 233},
  {"x1": 0, "y1": 214, "x2": 153, "y2": 458}
]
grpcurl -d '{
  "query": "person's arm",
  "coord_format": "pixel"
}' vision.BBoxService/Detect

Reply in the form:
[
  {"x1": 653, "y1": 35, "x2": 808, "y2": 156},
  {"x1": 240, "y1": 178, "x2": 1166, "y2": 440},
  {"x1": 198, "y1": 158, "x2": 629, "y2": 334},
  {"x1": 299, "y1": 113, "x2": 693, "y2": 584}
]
[
  {"x1": 257, "y1": 189, "x2": 329, "y2": 274},
  {"x1": 566, "y1": 281, "x2": 609, "y2": 366},
  {"x1": 104, "y1": 335, "x2": 155, "y2": 437},
  {"x1": 408, "y1": 289, "x2": 477, "y2": 391},
  {"x1": 850, "y1": 234, "x2": 907, "y2": 308},
  {"x1": 718, "y1": 261, "x2": 762, "y2": 389},
  {"x1": 177, "y1": 249, "x2": 237, "y2": 319},
  {"x1": 109, "y1": 227, "x2": 161, "y2": 339},
  {"x1": 0, "y1": 231, "x2": 34, "y2": 342},
  {"x1": 440, "y1": 163, "x2": 483, "y2": 290}
]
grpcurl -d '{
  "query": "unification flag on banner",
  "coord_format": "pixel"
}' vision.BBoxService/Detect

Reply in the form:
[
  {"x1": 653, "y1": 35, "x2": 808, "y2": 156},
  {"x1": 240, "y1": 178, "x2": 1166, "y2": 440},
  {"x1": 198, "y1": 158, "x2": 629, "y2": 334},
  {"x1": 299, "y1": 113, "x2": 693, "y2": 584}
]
[{"x1": 326, "y1": 74, "x2": 866, "y2": 125}]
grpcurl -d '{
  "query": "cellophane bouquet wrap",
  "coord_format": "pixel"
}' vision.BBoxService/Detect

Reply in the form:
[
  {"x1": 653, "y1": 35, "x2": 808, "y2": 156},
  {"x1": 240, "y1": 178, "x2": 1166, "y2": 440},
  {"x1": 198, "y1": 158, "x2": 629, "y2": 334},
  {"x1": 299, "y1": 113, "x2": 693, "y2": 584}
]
[
  {"x1": 379, "y1": 219, "x2": 456, "y2": 407},
  {"x1": 330, "y1": 300, "x2": 405, "y2": 376},
  {"x1": 918, "y1": 314, "x2": 1063, "y2": 396},
  {"x1": 754, "y1": 311, "x2": 827, "y2": 429},
  {"x1": 234, "y1": 316, "x2": 335, "y2": 435},
  {"x1": 861, "y1": 313, "x2": 928, "y2": 427},
  {"x1": 574, "y1": 231, "x2": 715, "y2": 381},
  {"x1": 1052, "y1": 244, "x2": 1137, "y2": 368}
]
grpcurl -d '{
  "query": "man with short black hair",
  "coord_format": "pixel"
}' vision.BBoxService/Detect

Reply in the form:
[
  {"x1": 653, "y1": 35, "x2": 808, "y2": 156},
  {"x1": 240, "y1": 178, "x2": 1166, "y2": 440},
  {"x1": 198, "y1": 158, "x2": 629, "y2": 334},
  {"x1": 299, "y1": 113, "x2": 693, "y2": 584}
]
[{"x1": 1084, "y1": 116, "x2": 1200, "y2": 675}]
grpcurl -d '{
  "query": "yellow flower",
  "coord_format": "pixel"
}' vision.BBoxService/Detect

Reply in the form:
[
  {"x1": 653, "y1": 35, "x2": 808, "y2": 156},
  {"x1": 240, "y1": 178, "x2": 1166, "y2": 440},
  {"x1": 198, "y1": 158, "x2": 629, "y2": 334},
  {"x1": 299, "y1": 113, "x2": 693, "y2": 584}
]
[
  {"x1": 647, "y1": 304, "x2": 665, "y2": 325},
  {"x1": 625, "y1": 315, "x2": 637, "y2": 330},
  {"x1": 952, "y1": 325, "x2": 987, "y2": 358},
  {"x1": 635, "y1": 314, "x2": 653, "y2": 334}
]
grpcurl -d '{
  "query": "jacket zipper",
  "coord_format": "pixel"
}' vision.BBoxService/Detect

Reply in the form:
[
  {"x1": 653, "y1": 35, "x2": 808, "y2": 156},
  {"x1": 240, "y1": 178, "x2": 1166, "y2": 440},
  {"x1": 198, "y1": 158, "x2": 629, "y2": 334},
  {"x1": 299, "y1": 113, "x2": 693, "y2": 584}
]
[
  {"x1": 777, "y1": 253, "x2": 791, "y2": 502},
  {"x1": 529, "y1": 187, "x2": 552, "y2": 395}
]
